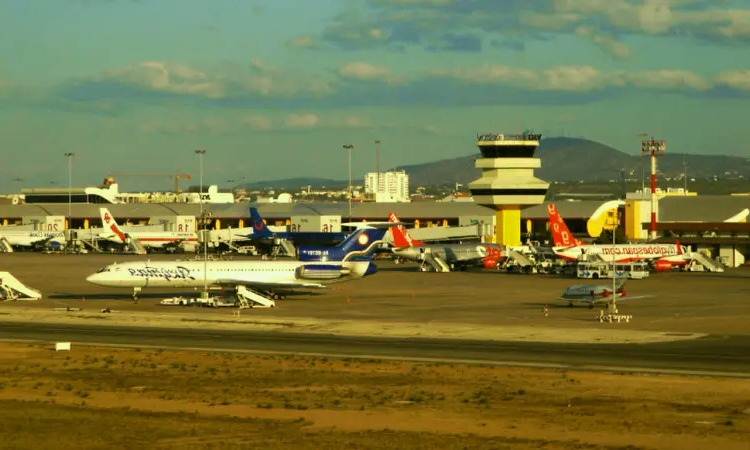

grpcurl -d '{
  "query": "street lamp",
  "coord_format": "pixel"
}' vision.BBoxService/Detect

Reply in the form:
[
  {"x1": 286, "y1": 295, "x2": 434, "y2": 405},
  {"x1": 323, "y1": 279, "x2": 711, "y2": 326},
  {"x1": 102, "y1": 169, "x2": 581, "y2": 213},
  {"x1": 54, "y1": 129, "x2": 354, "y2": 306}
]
[
  {"x1": 64, "y1": 152, "x2": 74, "y2": 234},
  {"x1": 375, "y1": 140, "x2": 381, "y2": 200},
  {"x1": 194, "y1": 148, "x2": 208, "y2": 298},
  {"x1": 343, "y1": 144, "x2": 354, "y2": 218}
]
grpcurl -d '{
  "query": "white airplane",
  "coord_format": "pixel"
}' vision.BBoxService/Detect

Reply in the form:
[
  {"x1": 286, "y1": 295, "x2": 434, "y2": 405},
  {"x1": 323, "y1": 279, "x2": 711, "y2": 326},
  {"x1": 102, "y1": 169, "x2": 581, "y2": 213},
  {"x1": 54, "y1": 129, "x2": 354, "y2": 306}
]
[
  {"x1": 559, "y1": 277, "x2": 648, "y2": 309},
  {"x1": 546, "y1": 204, "x2": 688, "y2": 271},
  {"x1": 99, "y1": 207, "x2": 198, "y2": 251},
  {"x1": 86, "y1": 227, "x2": 388, "y2": 304},
  {"x1": 0, "y1": 229, "x2": 65, "y2": 249}
]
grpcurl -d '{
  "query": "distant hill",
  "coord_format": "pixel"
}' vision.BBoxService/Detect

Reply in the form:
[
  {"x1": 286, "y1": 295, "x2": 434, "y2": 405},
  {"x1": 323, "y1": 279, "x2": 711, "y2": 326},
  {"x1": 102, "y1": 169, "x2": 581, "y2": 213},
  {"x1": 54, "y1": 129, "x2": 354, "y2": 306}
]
[
  {"x1": 240, "y1": 137, "x2": 750, "y2": 189},
  {"x1": 242, "y1": 177, "x2": 345, "y2": 190},
  {"x1": 395, "y1": 137, "x2": 750, "y2": 185}
]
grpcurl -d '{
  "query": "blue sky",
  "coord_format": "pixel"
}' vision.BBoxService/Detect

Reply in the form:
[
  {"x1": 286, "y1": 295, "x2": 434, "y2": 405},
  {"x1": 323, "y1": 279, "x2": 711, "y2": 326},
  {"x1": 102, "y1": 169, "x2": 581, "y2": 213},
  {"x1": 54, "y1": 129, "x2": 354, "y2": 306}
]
[{"x1": 1, "y1": 0, "x2": 749, "y2": 190}]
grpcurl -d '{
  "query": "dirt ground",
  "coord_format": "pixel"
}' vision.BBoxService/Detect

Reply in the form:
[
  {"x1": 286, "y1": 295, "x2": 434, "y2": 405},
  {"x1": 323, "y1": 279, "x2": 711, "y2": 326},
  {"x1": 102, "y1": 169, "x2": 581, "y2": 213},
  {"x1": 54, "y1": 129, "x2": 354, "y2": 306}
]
[
  {"x1": 2, "y1": 253, "x2": 750, "y2": 335},
  {"x1": 0, "y1": 343, "x2": 748, "y2": 450}
]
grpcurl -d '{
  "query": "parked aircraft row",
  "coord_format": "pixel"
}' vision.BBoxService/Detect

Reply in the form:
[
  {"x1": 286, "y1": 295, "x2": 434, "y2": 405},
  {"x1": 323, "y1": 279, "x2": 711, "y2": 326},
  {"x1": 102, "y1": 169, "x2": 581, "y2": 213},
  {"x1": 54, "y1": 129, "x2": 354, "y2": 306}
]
[{"x1": 86, "y1": 225, "x2": 389, "y2": 305}]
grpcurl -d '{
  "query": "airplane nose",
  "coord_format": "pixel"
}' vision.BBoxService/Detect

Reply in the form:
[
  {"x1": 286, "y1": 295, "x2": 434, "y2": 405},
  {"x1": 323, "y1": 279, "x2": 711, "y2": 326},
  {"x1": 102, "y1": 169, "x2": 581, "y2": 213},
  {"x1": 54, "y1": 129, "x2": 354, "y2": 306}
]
[{"x1": 86, "y1": 274, "x2": 100, "y2": 285}]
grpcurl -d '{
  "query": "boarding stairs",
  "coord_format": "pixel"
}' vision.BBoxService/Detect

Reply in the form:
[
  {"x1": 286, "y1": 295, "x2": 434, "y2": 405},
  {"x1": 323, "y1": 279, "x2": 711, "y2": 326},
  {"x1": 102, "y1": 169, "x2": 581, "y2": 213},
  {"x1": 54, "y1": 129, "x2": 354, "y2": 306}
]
[
  {"x1": 687, "y1": 252, "x2": 725, "y2": 273},
  {"x1": 419, "y1": 248, "x2": 451, "y2": 272},
  {"x1": 271, "y1": 238, "x2": 296, "y2": 258},
  {"x1": 0, "y1": 272, "x2": 42, "y2": 300},
  {"x1": 0, "y1": 237, "x2": 13, "y2": 253},
  {"x1": 125, "y1": 236, "x2": 148, "y2": 255},
  {"x1": 507, "y1": 249, "x2": 535, "y2": 268},
  {"x1": 235, "y1": 286, "x2": 276, "y2": 308}
]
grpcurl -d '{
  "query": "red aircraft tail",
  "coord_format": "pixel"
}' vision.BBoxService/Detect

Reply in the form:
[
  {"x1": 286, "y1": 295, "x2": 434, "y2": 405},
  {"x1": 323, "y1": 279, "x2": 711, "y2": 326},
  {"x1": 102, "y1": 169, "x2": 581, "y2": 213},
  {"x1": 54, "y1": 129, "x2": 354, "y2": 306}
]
[
  {"x1": 546, "y1": 203, "x2": 584, "y2": 247},
  {"x1": 388, "y1": 212, "x2": 424, "y2": 248}
]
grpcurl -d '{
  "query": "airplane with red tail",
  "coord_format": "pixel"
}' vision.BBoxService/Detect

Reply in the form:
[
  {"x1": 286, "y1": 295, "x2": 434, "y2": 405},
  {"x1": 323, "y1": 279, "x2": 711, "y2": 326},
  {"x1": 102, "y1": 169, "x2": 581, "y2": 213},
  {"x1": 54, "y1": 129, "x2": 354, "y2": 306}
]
[
  {"x1": 388, "y1": 212, "x2": 502, "y2": 270},
  {"x1": 546, "y1": 203, "x2": 688, "y2": 271}
]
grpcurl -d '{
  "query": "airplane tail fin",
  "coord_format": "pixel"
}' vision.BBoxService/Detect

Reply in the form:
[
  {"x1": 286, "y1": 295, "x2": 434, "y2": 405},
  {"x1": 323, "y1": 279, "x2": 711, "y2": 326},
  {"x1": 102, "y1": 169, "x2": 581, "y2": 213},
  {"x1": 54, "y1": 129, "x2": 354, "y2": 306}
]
[
  {"x1": 388, "y1": 212, "x2": 423, "y2": 248},
  {"x1": 614, "y1": 276, "x2": 627, "y2": 289},
  {"x1": 249, "y1": 207, "x2": 273, "y2": 239},
  {"x1": 332, "y1": 228, "x2": 387, "y2": 261},
  {"x1": 99, "y1": 208, "x2": 127, "y2": 243},
  {"x1": 547, "y1": 203, "x2": 584, "y2": 247}
]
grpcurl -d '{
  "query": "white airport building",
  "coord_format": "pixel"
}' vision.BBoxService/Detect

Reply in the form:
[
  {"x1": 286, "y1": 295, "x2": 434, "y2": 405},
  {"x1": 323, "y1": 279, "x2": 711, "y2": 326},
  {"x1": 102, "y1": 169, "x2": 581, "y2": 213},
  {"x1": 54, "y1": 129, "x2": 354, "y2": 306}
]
[{"x1": 364, "y1": 170, "x2": 410, "y2": 202}]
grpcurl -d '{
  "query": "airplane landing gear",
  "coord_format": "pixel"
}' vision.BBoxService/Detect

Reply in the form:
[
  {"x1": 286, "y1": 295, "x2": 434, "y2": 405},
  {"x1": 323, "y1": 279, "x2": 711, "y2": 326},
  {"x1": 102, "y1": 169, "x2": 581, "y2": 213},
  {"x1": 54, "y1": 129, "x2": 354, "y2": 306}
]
[
  {"x1": 133, "y1": 287, "x2": 142, "y2": 304},
  {"x1": 568, "y1": 302, "x2": 574, "y2": 308}
]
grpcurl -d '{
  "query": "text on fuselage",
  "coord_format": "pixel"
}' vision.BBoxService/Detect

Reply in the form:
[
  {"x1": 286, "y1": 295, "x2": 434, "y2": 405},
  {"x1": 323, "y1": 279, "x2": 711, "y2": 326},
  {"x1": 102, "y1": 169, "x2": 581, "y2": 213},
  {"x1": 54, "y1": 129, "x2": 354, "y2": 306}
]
[{"x1": 127, "y1": 266, "x2": 196, "y2": 281}]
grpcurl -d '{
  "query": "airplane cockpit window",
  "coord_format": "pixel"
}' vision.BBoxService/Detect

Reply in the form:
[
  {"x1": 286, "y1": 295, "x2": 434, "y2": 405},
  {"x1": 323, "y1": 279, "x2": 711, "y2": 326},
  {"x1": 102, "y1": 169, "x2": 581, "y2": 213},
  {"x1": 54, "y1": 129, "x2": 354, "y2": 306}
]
[{"x1": 96, "y1": 267, "x2": 111, "y2": 273}]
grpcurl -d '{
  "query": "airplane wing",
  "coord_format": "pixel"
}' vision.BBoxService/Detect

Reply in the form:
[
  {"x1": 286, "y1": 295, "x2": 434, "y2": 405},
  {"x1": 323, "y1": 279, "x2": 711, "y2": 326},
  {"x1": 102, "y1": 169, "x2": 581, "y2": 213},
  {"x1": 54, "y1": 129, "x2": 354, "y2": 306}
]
[
  {"x1": 212, "y1": 278, "x2": 327, "y2": 289},
  {"x1": 612, "y1": 295, "x2": 652, "y2": 301}
]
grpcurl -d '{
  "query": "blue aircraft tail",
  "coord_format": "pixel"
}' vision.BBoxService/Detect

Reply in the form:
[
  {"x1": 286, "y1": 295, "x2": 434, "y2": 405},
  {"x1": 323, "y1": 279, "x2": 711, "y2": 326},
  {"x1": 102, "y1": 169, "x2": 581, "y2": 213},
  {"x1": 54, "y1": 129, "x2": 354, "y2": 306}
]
[
  {"x1": 249, "y1": 207, "x2": 273, "y2": 239},
  {"x1": 298, "y1": 228, "x2": 386, "y2": 262}
]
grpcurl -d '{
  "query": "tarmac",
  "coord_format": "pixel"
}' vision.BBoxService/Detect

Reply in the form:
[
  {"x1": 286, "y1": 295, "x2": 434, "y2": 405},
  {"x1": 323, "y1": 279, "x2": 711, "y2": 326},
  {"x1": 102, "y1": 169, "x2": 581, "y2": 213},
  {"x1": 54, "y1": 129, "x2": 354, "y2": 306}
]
[{"x1": 2, "y1": 253, "x2": 750, "y2": 375}]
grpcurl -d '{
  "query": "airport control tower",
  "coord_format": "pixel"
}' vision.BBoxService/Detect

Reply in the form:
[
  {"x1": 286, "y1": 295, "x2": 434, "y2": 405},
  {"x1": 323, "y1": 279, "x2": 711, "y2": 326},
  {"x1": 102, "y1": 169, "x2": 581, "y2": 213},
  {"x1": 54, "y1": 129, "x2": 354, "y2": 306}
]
[{"x1": 468, "y1": 131, "x2": 549, "y2": 246}]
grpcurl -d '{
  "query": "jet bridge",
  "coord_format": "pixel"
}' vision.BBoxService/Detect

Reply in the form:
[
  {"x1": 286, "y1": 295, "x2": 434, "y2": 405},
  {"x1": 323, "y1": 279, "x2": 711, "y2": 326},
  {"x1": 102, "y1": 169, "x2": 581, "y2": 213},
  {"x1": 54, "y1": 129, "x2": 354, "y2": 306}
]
[{"x1": 0, "y1": 272, "x2": 42, "y2": 300}]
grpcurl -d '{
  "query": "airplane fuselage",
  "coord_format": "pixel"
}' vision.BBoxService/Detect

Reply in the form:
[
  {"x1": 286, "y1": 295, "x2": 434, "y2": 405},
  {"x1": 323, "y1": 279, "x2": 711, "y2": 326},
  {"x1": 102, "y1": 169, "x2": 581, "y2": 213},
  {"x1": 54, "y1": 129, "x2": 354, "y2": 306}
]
[
  {"x1": 105, "y1": 232, "x2": 198, "y2": 249},
  {"x1": 553, "y1": 243, "x2": 687, "y2": 265},
  {"x1": 393, "y1": 243, "x2": 500, "y2": 264},
  {"x1": 86, "y1": 260, "x2": 375, "y2": 289},
  {"x1": 0, "y1": 231, "x2": 66, "y2": 247}
]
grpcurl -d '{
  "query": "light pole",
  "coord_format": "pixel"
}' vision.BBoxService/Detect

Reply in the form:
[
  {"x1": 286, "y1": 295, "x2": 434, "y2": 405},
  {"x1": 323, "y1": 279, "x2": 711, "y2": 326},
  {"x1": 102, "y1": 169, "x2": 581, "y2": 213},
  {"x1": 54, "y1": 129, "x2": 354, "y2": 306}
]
[
  {"x1": 637, "y1": 132, "x2": 648, "y2": 198},
  {"x1": 64, "y1": 152, "x2": 74, "y2": 235},
  {"x1": 343, "y1": 144, "x2": 354, "y2": 218},
  {"x1": 194, "y1": 148, "x2": 208, "y2": 298},
  {"x1": 375, "y1": 140, "x2": 381, "y2": 200}
]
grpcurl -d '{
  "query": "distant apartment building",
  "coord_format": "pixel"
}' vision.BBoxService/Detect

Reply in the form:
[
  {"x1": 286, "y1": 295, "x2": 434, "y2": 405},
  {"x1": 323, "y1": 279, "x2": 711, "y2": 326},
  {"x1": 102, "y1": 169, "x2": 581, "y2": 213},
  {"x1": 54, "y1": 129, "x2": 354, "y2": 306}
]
[{"x1": 364, "y1": 170, "x2": 410, "y2": 202}]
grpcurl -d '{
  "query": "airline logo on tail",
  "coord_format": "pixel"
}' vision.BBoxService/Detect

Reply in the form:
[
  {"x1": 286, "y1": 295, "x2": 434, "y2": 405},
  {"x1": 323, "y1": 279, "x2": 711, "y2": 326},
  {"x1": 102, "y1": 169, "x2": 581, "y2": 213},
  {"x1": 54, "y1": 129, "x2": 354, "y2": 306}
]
[
  {"x1": 298, "y1": 228, "x2": 386, "y2": 262},
  {"x1": 249, "y1": 207, "x2": 273, "y2": 239},
  {"x1": 546, "y1": 204, "x2": 584, "y2": 248},
  {"x1": 100, "y1": 208, "x2": 127, "y2": 243},
  {"x1": 388, "y1": 212, "x2": 423, "y2": 248}
]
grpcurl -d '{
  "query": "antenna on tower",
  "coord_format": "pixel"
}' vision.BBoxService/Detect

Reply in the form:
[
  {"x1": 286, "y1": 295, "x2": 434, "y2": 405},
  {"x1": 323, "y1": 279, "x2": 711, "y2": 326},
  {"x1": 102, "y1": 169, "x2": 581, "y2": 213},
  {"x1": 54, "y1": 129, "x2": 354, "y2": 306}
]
[{"x1": 682, "y1": 154, "x2": 689, "y2": 193}]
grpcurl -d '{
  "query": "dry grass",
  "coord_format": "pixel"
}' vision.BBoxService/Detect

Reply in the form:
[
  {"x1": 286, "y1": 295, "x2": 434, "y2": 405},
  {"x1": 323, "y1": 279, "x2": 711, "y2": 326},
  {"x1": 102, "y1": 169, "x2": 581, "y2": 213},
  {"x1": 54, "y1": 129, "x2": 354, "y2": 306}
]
[{"x1": 0, "y1": 343, "x2": 749, "y2": 449}]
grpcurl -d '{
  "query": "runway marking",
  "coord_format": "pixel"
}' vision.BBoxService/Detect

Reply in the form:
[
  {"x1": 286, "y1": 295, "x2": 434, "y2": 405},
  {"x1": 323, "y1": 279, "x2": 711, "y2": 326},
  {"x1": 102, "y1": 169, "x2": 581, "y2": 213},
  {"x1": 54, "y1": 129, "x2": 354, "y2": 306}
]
[{"x1": 2, "y1": 338, "x2": 749, "y2": 379}]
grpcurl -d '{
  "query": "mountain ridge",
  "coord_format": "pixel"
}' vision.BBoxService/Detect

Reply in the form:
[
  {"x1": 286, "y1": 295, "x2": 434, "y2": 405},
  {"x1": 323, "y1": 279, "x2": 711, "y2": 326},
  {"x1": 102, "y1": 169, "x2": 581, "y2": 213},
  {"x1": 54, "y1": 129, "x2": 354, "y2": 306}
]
[{"x1": 242, "y1": 137, "x2": 750, "y2": 189}]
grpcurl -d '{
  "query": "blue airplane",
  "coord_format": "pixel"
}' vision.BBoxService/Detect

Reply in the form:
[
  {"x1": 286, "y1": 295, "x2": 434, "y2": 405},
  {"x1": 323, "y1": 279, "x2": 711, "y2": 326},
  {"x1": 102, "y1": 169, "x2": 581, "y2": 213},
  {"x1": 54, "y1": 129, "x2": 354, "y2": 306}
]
[
  {"x1": 297, "y1": 225, "x2": 387, "y2": 262},
  {"x1": 246, "y1": 207, "x2": 349, "y2": 247}
]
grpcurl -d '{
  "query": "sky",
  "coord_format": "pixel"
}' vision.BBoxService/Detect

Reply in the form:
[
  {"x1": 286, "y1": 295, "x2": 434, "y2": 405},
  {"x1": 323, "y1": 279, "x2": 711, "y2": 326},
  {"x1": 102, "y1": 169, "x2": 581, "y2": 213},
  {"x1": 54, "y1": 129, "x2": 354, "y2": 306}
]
[{"x1": 0, "y1": 0, "x2": 749, "y2": 191}]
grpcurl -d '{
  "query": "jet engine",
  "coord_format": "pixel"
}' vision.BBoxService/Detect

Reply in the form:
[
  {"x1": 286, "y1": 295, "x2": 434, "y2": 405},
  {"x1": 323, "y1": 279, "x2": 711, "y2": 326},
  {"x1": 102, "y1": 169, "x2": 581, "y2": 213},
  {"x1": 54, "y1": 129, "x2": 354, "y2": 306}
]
[
  {"x1": 482, "y1": 258, "x2": 498, "y2": 269},
  {"x1": 653, "y1": 260, "x2": 673, "y2": 272},
  {"x1": 295, "y1": 264, "x2": 351, "y2": 280}
]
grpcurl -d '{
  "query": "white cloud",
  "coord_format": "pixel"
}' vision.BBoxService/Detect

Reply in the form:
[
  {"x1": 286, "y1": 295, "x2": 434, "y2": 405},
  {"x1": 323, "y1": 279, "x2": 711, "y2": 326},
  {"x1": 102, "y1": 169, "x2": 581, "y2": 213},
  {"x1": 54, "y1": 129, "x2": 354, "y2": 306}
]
[
  {"x1": 286, "y1": 35, "x2": 316, "y2": 48},
  {"x1": 241, "y1": 115, "x2": 273, "y2": 131},
  {"x1": 713, "y1": 70, "x2": 750, "y2": 91},
  {"x1": 338, "y1": 62, "x2": 391, "y2": 81},
  {"x1": 434, "y1": 65, "x2": 620, "y2": 92},
  {"x1": 575, "y1": 26, "x2": 631, "y2": 60},
  {"x1": 137, "y1": 117, "x2": 230, "y2": 134},
  {"x1": 430, "y1": 64, "x2": 750, "y2": 93},
  {"x1": 628, "y1": 70, "x2": 712, "y2": 91},
  {"x1": 285, "y1": 113, "x2": 320, "y2": 128},
  {"x1": 99, "y1": 61, "x2": 224, "y2": 98}
]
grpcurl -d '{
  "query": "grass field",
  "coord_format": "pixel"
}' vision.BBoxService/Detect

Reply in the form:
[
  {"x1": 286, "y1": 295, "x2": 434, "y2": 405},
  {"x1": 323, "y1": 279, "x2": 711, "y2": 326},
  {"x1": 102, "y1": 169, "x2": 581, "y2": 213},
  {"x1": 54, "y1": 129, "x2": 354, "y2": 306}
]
[{"x1": 1, "y1": 343, "x2": 749, "y2": 449}]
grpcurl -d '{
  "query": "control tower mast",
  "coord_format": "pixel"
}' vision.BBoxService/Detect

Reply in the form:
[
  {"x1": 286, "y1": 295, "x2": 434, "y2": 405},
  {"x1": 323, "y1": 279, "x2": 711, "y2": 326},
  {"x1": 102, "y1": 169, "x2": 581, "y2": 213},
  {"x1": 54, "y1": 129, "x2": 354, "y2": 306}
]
[{"x1": 468, "y1": 131, "x2": 550, "y2": 246}]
